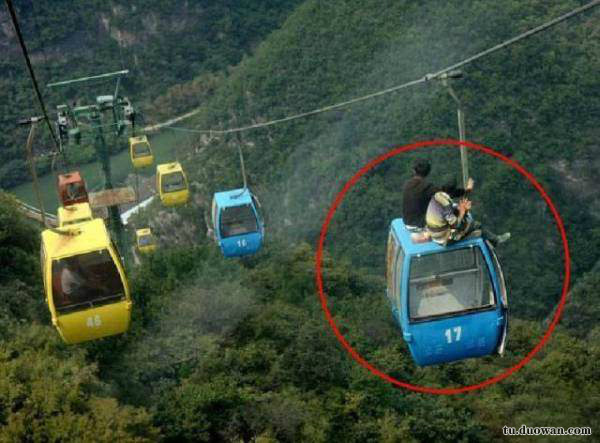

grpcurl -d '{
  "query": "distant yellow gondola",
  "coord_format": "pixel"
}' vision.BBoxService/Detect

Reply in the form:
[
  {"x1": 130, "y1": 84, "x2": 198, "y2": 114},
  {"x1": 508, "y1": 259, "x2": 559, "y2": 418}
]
[
  {"x1": 156, "y1": 162, "x2": 189, "y2": 206},
  {"x1": 40, "y1": 218, "x2": 132, "y2": 344},
  {"x1": 129, "y1": 135, "x2": 153, "y2": 168},
  {"x1": 57, "y1": 202, "x2": 93, "y2": 227},
  {"x1": 136, "y1": 228, "x2": 157, "y2": 254}
]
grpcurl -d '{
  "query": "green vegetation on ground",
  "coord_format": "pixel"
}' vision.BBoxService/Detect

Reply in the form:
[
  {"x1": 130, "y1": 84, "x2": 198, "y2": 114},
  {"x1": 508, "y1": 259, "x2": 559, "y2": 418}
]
[{"x1": 2, "y1": 192, "x2": 599, "y2": 441}]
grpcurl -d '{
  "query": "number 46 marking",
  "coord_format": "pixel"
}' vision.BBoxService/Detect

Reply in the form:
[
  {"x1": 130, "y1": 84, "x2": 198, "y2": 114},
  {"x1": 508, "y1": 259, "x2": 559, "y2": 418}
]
[
  {"x1": 445, "y1": 326, "x2": 462, "y2": 343},
  {"x1": 86, "y1": 315, "x2": 102, "y2": 328}
]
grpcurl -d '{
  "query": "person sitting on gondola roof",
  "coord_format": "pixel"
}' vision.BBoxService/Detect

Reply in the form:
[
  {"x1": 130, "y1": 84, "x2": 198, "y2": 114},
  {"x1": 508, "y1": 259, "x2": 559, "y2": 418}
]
[
  {"x1": 425, "y1": 191, "x2": 510, "y2": 247},
  {"x1": 402, "y1": 159, "x2": 473, "y2": 230}
]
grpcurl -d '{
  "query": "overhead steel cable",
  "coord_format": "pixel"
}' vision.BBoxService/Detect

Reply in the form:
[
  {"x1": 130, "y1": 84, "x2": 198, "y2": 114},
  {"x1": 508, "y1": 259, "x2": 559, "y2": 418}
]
[
  {"x1": 4, "y1": 0, "x2": 60, "y2": 151},
  {"x1": 165, "y1": 77, "x2": 427, "y2": 135},
  {"x1": 164, "y1": 0, "x2": 600, "y2": 136}
]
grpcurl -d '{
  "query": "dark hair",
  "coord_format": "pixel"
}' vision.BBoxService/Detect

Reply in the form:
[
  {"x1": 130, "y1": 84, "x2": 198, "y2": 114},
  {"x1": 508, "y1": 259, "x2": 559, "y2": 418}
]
[{"x1": 414, "y1": 159, "x2": 431, "y2": 177}]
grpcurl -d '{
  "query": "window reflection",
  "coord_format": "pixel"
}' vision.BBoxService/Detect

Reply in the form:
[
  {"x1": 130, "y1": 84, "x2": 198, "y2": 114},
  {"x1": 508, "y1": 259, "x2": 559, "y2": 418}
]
[
  {"x1": 161, "y1": 172, "x2": 186, "y2": 193},
  {"x1": 52, "y1": 249, "x2": 124, "y2": 313},
  {"x1": 138, "y1": 235, "x2": 155, "y2": 247},
  {"x1": 220, "y1": 204, "x2": 258, "y2": 238},
  {"x1": 133, "y1": 143, "x2": 151, "y2": 157},
  {"x1": 409, "y1": 247, "x2": 495, "y2": 320}
]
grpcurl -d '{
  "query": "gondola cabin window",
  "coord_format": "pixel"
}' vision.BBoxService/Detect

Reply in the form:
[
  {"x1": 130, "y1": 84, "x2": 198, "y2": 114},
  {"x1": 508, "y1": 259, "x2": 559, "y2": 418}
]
[
  {"x1": 161, "y1": 172, "x2": 186, "y2": 193},
  {"x1": 133, "y1": 142, "x2": 151, "y2": 157},
  {"x1": 67, "y1": 183, "x2": 86, "y2": 201},
  {"x1": 52, "y1": 249, "x2": 125, "y2": 314},
  {"x1": 408, "y1": 247, "x2": 495, "y2": 321},
  {"x1": 386, "y1": 231, "x2": 405, "y2": 310},
  {"x1": 386, "y1": 232, "x2": 397, "y2": 296},
  {"x1": 219, "y1": 204, "x2": 258, "y2": 238},
  {"x1": 211, "y1": 197, "x2": 218, "y2": 234},
  {"x1": 489, "y1": 245, "x2": 508, "y2": 307},
  {"x1": 394, "y1": 247, "x2": 405, "y2": 309},
  {"x1": 138, "y1": 234, "x2": 154, "y2": 247}
]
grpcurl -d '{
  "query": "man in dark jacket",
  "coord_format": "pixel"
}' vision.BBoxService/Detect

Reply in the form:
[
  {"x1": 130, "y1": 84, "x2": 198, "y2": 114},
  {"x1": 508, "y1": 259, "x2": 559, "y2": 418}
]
[{"x1": 402, "y1": 159, "x2": 473, "y2": 229}]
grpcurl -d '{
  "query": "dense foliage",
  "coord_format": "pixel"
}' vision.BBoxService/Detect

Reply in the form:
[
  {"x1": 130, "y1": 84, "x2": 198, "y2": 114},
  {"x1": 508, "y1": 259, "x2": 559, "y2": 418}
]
[
  {"x1": 2, "y1": 191, "x2": 598, "y2": 440},
  {"x1": 1, "y1": 0, "x2": 599, "y2": 441}
]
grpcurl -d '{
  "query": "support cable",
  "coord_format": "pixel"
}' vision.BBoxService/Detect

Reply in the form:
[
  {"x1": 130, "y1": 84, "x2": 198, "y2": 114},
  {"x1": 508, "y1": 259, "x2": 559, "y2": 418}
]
[
  {"x1": 236, "y1": 133, "x2": 248, "y2": 190},
  {"x1": 4, "y1": 0, "x2": 60, "y2": 151},
  {"x1": 23, "y1": 119, "x2": 46, "y2": 227},
  {"x1": 166, "y1": 77, "x2": 426, "y2": 135},
  {"x1": 164, "y1": 0, "x2": 600, "y2": 136}
]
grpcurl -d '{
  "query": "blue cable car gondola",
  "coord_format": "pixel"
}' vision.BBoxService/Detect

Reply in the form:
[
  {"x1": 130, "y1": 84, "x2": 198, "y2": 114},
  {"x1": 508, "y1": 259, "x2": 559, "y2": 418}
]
[
  {"x1": 386, "y1": 218, "x2": 508, "y2": 366},
  {"x1": 211, "y1": 188, "x2": 264, "y2": 258}
]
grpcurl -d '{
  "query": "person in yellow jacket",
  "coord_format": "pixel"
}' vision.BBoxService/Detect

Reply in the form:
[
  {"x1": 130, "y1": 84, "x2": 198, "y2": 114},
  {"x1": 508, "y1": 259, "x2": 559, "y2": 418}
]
[{"x1": 425, "y1": 191, "x2": 510, "y2": 247}]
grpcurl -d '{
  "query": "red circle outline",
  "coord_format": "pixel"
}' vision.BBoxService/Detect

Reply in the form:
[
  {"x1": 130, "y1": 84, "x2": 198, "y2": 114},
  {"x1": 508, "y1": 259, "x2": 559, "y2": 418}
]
[{"x1": 314, "y1": 139, "x2": 571, "y2": 395}]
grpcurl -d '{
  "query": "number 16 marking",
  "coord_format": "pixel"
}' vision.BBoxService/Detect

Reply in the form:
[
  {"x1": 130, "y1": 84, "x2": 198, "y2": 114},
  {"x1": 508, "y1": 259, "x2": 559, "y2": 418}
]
[{"x1": 445, "y1": 326, "x2": 462, "y2": 343}]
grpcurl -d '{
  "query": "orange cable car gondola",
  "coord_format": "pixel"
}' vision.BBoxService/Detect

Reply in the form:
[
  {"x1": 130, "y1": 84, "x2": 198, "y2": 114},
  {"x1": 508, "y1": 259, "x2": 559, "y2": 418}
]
[{"x1": 58, "y1": 171, "x2": 89, "y2": 207}]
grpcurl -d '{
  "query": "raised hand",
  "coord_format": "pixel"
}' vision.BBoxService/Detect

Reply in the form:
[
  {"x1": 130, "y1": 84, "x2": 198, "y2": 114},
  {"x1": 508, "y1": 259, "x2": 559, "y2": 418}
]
[{"x1": 466, "y1": 177, "x2": 475, "y2": 192}]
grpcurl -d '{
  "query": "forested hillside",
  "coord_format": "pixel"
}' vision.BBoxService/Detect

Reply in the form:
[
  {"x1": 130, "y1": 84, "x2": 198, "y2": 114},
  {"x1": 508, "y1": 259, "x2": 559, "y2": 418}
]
[
  {"x1": 0, "y1": 0, "x2": 302, "y2": 187},
  {"x1": 178, "y1": 0, "x2": 600, "y2": 320},
  {"x1": 1, "y1": 0, "x2": 599, "y2": 441}
]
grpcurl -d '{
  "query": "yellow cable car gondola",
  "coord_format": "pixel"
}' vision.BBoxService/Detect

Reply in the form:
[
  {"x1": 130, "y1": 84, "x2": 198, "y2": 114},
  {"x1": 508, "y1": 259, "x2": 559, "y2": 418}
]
[
  {"x1": 57, "y1": 202, "x2": 93, "y2": 227},
  {"x1": 136, "y1": 228, "x2": 157, "y2": 254},
  {"x1": 40, "y1": 218, "x2": 132, "y2": 344},
  {"x1": 156, "y1": 162, "x2": 189, "y2": 206},
  {"x1": 129, "y1": 135, "x2": 154, "y2": 168}
]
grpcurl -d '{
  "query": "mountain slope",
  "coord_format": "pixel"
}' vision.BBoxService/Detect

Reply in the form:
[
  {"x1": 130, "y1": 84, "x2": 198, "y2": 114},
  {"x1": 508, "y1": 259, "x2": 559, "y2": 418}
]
[
  {"x1": 175, "y1": 0, "x2": 600, "y2": 320},
  {"x1": 0, "y1": 0, "x2": 303, "y2": 188},
  {"x1": 2, "y1": 2, "x2": 600, "y2": 441}
]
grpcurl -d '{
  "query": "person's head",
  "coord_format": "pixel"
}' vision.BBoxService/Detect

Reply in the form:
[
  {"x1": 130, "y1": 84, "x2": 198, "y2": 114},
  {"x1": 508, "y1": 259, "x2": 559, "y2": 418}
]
[{"x1": 413, "y1": 159, "x2": 431, "y2": 177}]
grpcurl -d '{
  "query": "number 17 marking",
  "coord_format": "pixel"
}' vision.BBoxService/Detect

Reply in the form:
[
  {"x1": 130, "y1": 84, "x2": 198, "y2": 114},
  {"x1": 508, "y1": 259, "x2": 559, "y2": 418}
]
[{"x1": 445, "y1": 326, "x2": 462, "y2": 343}]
